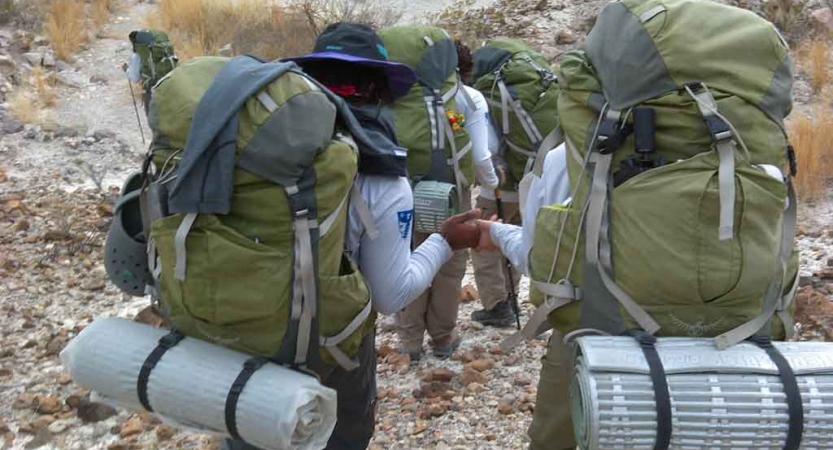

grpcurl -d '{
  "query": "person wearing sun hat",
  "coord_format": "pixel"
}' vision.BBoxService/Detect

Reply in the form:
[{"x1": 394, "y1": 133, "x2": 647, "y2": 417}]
[{"x1": 221, "y1": 23, "x2": 482, "y2": 450}]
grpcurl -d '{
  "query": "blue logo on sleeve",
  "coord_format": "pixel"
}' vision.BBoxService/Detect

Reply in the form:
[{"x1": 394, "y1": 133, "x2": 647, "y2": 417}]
[{"x1": 397, "y1": 209, "x2": 413, "y2": 239}]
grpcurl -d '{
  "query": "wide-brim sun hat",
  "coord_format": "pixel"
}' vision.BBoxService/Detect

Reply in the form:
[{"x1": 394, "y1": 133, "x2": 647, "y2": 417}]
[{"x1": 283, "y1": 22, "x2": 416, "y2": 99}]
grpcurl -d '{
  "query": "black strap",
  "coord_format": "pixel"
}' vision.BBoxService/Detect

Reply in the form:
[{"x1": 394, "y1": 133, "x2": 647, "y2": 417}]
[
  {"x1": 750, "y1": 336, "x2": 804, "y2": 450},
  {"x1": 628, "y1": 331, "x2": 672, "y2": 450},
  {"x1": 225, "y1": 357, "x2": 269, "y2": 441},
  {"x1": 137, "y1": 330, "x2": 185, "y2": 412}
]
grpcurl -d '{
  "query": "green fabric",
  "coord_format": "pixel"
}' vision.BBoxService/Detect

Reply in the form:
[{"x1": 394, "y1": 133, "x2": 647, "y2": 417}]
[
  {"x1": 379, "y1": 25, "x2": 474, "y2": 185},
  {"x1": 130, "y1": 29, "x2": 177, "y2": 93},
  {"x1": 148, "y1": 57, "x2": 371, "y2": 364},
  {"x1": 585, "y1": 0, "x2": 793, "y2": 123},
  {"x1": 528, "y1": 2, "x2": 796, "y2": 339},
  {"x1": 471, "y1": 38, "x2": 560, "y2": 190}
]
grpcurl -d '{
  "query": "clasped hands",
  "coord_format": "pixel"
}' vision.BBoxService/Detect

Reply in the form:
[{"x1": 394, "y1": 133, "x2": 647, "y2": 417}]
[{"x1": 438, "y1": 209, "x2": 501, "y2": 253}]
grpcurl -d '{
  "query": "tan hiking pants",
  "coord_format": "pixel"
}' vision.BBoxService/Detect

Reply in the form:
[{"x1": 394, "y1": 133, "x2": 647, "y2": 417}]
[
  {"x1": 471, "y1": 195, "x2": 522, "y2": 310},
  {"x1": 528, "y1": 332, "x2": 577, "y2": 450},
  {"x1": 396, "y1": 189, "x2": 471, "y2": 353}
]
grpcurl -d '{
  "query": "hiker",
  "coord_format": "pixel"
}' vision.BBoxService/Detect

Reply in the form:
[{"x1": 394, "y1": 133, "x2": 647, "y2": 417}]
[
  {"x1": 458, "y1": 39, "x2": 523, "y2": 328},
  {"x1": 378, "y1": 26, "x2": 499, "y2": 361},
  {"x1": 473, "y1": 0, "x2": 799, "y2": 447},
  {"x1": 126, "y1": 30, "x2": 177, "y2": 115},
  {"x1": 467, "y1": 38, "x2": 561, "y2": 328},
  {"x1": 217, "y1": 22, "x2": 482, "y2": 450}
]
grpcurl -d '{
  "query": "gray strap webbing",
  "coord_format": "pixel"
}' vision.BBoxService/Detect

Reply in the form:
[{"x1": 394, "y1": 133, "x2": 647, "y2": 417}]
[
  {"x1": 320, "y1": 297, "x2": 372, "y2": 371},
  {"x1": 586, "y1": 152, "x2": 661, "y2": 334},
  {"x1": 497, "y1": 83, "x2": 510, "y2": 135},
  {"x1": 424, "y1": 96, "x2": 440, "y2": 152},
  {"x1": 717, "y1": 140, "x2": 736, "y2": 240},
  {"x1": 498, "y1": 80, "x2": 542, "y2": 145},
  {"x1": 318, "y1": 189, "x2": 350, "y2": 237},
  {"x1": 256, "y1": 91, "x2": 278, "y2": 113},
  {"x1": 530, "y1": 127, "x2": 564, "y2": 177},
  {"x1": 639, "y1": 5, "x2": 666, "y2": 22},
  {"x1": 174, "y1": 213, "x2": 197, "y2": 281},
  {"x1": 779, "y1": 270, "x2": 800, "y2": 340},
  {"x1": 423, "y1": 35, "x2": 434, "y2": 47},
  {"x1": 293, "y1": 213, "x2": 317, "y2": 366},
  {"x1": 351, "y1": 183, "x2": 378, "y2": 240},
  {"x1": 442, "y1": 82, "x2": 460, "y2": 104},
  {"x1": 691, "y1": 88, "x2": 737, "y2": 241},
  {"x1": 147, "y1": 238, "x2": 162, "y2": 281},
  {"x1": 715, "y1": 181, "x2": 797, "y2": 349},
  {"x1": 457, "y1": 80, "x2": 475, "y2": 110},
  {"x1": 501, "y1": 280, "x2": 580, "y2": 350}
]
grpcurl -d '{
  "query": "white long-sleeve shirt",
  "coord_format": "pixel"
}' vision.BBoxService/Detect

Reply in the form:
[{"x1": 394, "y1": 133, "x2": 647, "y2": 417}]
[
  {"x1": 456, "y1": 86, "x2": 500, "y2": 189},
  {"x1": 346, "y1": 174, "x2": 453, "y2": 315},
  {"x1": 489, "y1": 144, "x2": 570, "y2": 275}
]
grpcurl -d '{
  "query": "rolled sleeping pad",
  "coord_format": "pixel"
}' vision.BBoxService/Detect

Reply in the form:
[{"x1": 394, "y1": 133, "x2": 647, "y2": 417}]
[
  {"x1": 571, "y1": 336, "x2": 833, "y2": 450},
  {"x1": 60, "y1": 317, "x2": 337, "y2": 450},
  {"x1": 413, "y1": 180, "x2": 459, "y2": 233}
]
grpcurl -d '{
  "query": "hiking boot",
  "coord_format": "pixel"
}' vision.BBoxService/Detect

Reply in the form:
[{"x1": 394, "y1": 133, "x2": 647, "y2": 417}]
[
  {"x1": 471, "y1": 300, "x2": 515, "y2": 328},
  {"x1": 399, "y1": 348, "x2": 423, "y2": 363},
  {"x1": 432, "y1": 337, "x2": 462, "y2": 359}
]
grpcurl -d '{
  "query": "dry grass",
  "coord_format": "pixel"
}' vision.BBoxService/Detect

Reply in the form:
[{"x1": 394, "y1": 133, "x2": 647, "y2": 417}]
[
  {"x1": 91, "y1": 0, "x2": 118, "y2": 31},
  {"x1": 805, "y1": 39, "x2": 831, "y2": 94},
  {"x1": 8, "y1": 89, "x2": 39, "y2": 124},
  {"x1": 789, "y1": 107, "x2": 833, "y2": 200},
  {"x1": 147, "y1": 0, "x2": 315, "y2": 61},
  {"x1": 32, "y1": 66, "x2": 56, "y2": 107},
  {"x1": 46, "y1": 0, "x2": 88, "y2": 61},
  {"x1": 764, "y1": 0, "x2": 807, "y2": 34},
  {"x1": 292, "y1": 0, "x2": 402, "y2": 36}
]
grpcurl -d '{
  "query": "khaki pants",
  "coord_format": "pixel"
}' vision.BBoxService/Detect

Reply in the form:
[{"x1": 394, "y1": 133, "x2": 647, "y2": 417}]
[
  {"x1": 471, "y1": 195, "x2": 521, "y2": 310},
  {"x1": 528, "y1": 332, "x2": 577, "y2": 450},
  {"x1": 396, "y1": 190, "x2": 471, "y2": 353}
]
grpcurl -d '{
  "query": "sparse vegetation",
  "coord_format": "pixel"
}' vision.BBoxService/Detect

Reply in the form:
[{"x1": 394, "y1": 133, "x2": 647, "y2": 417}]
[
  {"x1": 8, "y1": 89, "x2": 39, "y2": 124},
  {"x1": 8, "y1": 67, "x2": 57, "y2": 124},
  {"x1": 805, "y1": 39, "x2": 831, "y2": 94},
  {"x1": 790, "y1": 107, "x2": 833, "y2": 200},
  {"x1": 292, "y1": 0, "x2": 402, "y2": 36},
  {"x1": 91, "y1": 0, "x2": 118, "y2": 31},
  {"x1": 32, "y1": 66, "x2": 56, "y2": 107},
  {"x1": 764, "y1": 0, "x2": 807, "y2": 35},
  {"x1": 47, "y1": 0, "x2": 88, "y2": 60},
  {"x1": 432, "y1": 0, "x2": 537, "y2": 43},
  {"x1": 0, "y1": 0, "x2": 47, "y2": 30}
]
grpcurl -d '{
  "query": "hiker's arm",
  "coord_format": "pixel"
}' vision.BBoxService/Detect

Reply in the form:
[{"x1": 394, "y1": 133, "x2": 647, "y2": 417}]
[
  {"x1": 459, "y1": 87, "x2": 500, "y2": 189},
  {"x1": 479, "y1": 145, "x2": 571, "y2": 275},
  {"x1": 347, "y1": 175, "x2": 454, "y2": 315}
]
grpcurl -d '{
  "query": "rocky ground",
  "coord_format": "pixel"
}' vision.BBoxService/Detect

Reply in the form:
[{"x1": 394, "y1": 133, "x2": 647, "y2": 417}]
[{"x1": 1, "y1": 1, "x2": 832, "y2": 450}]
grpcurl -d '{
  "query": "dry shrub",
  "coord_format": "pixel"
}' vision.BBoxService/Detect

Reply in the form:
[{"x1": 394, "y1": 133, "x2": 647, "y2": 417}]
[
  {"x1": 0, "y1": 0, "x2": 49, "y2": 30},
  {"x1": 764, "y1": 0, "x2": 806, "y2": 34},
  {"x1": 789, "y1": 107, "x2": 833, "y2": 200},
  {"x1": 46, "y1": 0, "x2": 88, "y2": 61},
  {"x1": 806, "y1": 39, "x2": 831, "y2": 94},
  {"x1": 8, "y1": 89, "x2": 39, "y2": 124},
  {"x1": 91, "y1": 0, "x2": 118, "y2": 31},
  {"x1": 32, "y1": 66, "x2": 56, "y2": 107},
  {"x1": 433, "y1": 0, "x2": 538, "y2": 43},
  {"x1": 291, "y1": 0, "x2": 402, "y2": 36},
  {"x1": 148, "y1": 0, "x2": 315, "y2": 61}
]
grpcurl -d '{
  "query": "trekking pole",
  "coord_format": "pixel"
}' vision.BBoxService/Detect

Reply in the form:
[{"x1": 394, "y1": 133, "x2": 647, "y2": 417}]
[
  {"x1": 494, "y1": 188, "x2": 522, "y2": 330},
  {"x1": 123, "y1": 66, "x2": 146, "y2": 145}
]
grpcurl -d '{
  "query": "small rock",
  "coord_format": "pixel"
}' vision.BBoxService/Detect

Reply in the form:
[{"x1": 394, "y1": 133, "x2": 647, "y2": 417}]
[
  {"x1": 54, "y1": 126, "x2": 79, "y2": 138},
  {"x1": 485, "y1": 433, "x2": 497, "y2": 441},
  {"x1": 0, "y1": 418, "x2": 9, "y2": 433},
  {"x1": 465, "y1": 359, "x2": 495, "y2": 372},
  {"x1": 430, "y1": 403, "x2": 448, "y2": 417},
  {"x1": 93, "y1": 129, "x2": 117, "y2": 141},
  {"x1": 0, "y1": 55, "x2": 16, "y2": 76},
  {"x1": 81, "y1": 281, "x2": 106, "y2": 292},
  {"x1": 497, "y1": 402, "x2": 514, "y2": 415},
  {"x1": 42, "y1": 53, "x2": 55, "y2": 68},
  {"x1": 90, "y1": 74, "x2": 108, "y2": 84},
  {"x1": 107, "y1": 442, "x2": 131, "y2": 450},
  {"x1": 155, "y1": 424, "x2": 176, "y2": 441},
  {"x1": 118, "y1": 416, "x2": 143, "y2": 438},
  {"x1": 817, "y1": 270, "x2": 833, "y2": 280},
  {"x1": 77, "y1": 396, "x2": 117, "y2": 423},
  {"x1": 45, "y1": 335, "x2": 67, "y2": 355},
  {"x1": 11, "y1": 219, "x2": 29, "y2": 232},
  {"x1": 1, "y1": 116, "x2": 23, "y2": 135},
  {"x1": 460, "y1": 369, "x2": 488, "y2": 386},
  {"x1": 811, "y1": 7, "x2": 833, "y2": 32},
  {"x1": 0, "y1": 367, "x2": 12, "y2": 377},
  {"x1": 65, "y1": 394, "x2": 83, "y2": 409},
  {"x1": 469, "y1": 321, "x2": 485, "y2": 331},
  {"x1": 23, "y1": 428, "x2": 51, "y2": 449},
  {"x1": 47, "y1": 419, "x2": 72, "y2": 434},
  {"x1": 460, "y1": 284, "x2": 478, "y2": 303},
  {"x1": 23, "y1": 128, "x2": 37, "y2": 140},
  {"x1": 35, "y1": 396, "x2": 62, "y2": 414},
  {"x1": 430, "y1": 368, "x2": 456, "y2": 383},
  {"x1": 556, "y1": 29, "x2": 578, "y2": 45},
  {"x1": 827, "y1": 258, "x2": 832, "y2": 268},
  {"x1": 799, "y1": 275, "x2": 814, "y2": 287},
  {"x1": 55, "y1": 72, "x2": 84, "y2": 88},
  {"x1": 23, "y1": 52, "x2": 42, "y2": 66}
]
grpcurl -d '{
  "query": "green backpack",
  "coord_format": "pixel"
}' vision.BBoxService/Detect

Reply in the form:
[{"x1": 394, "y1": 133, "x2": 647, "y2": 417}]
[
  {"x1": 379, "y1": 25, "x2": 474, "y2": 202},
  {"x1": 144, "y1": 56, "x2": 375, "y2": 371},
  {"x1": 471, "y1": 38, "x2": 561, "y2": 192},
  {"x1": 515, "y1": 0, "x2": 799, "y2": 351},
  {"x1": 129, "y1": 30, "x2": 178, "y2": 96}
]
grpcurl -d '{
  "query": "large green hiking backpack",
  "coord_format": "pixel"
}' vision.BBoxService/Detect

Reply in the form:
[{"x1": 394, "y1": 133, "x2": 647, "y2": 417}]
[
  {"x1": 471, "y1": 38, "x2": 561, "y2": 192},
  {"x1": 129, "y1": 30, "x2": 177, "y2": 102},
  {"x1": 143, "y1": 56, "x2": 374, "y2": 371},
  {"x1": 515, "y1": 0, "x2": 799, "y2": 351},
  {"x1": 379, "y1": 25, "x2": 474, "y2": 205}
]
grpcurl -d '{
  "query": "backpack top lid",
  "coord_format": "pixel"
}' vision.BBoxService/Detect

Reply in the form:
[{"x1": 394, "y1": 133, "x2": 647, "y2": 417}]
[
  {"x1": 586, "y1": 0, "x2": 793, "y2": 126},
  {"x1": 129, "y1": 29, "x2": 171, "y2": 49},
  {"x1": 379, "y1": 25, "x2": 458, "y2": 91},
  {"x1": 471, "y1": 38, "x2": 536, "y2": 81}
]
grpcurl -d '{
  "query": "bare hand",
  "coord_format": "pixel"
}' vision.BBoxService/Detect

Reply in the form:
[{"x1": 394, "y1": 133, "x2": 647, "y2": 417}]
[
  {"x1": 475, "y1": 216, "x2": 501, "y2": 252},
  {"x1": 439, "y1": 209, "x2": 482, "y2": 250}
]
